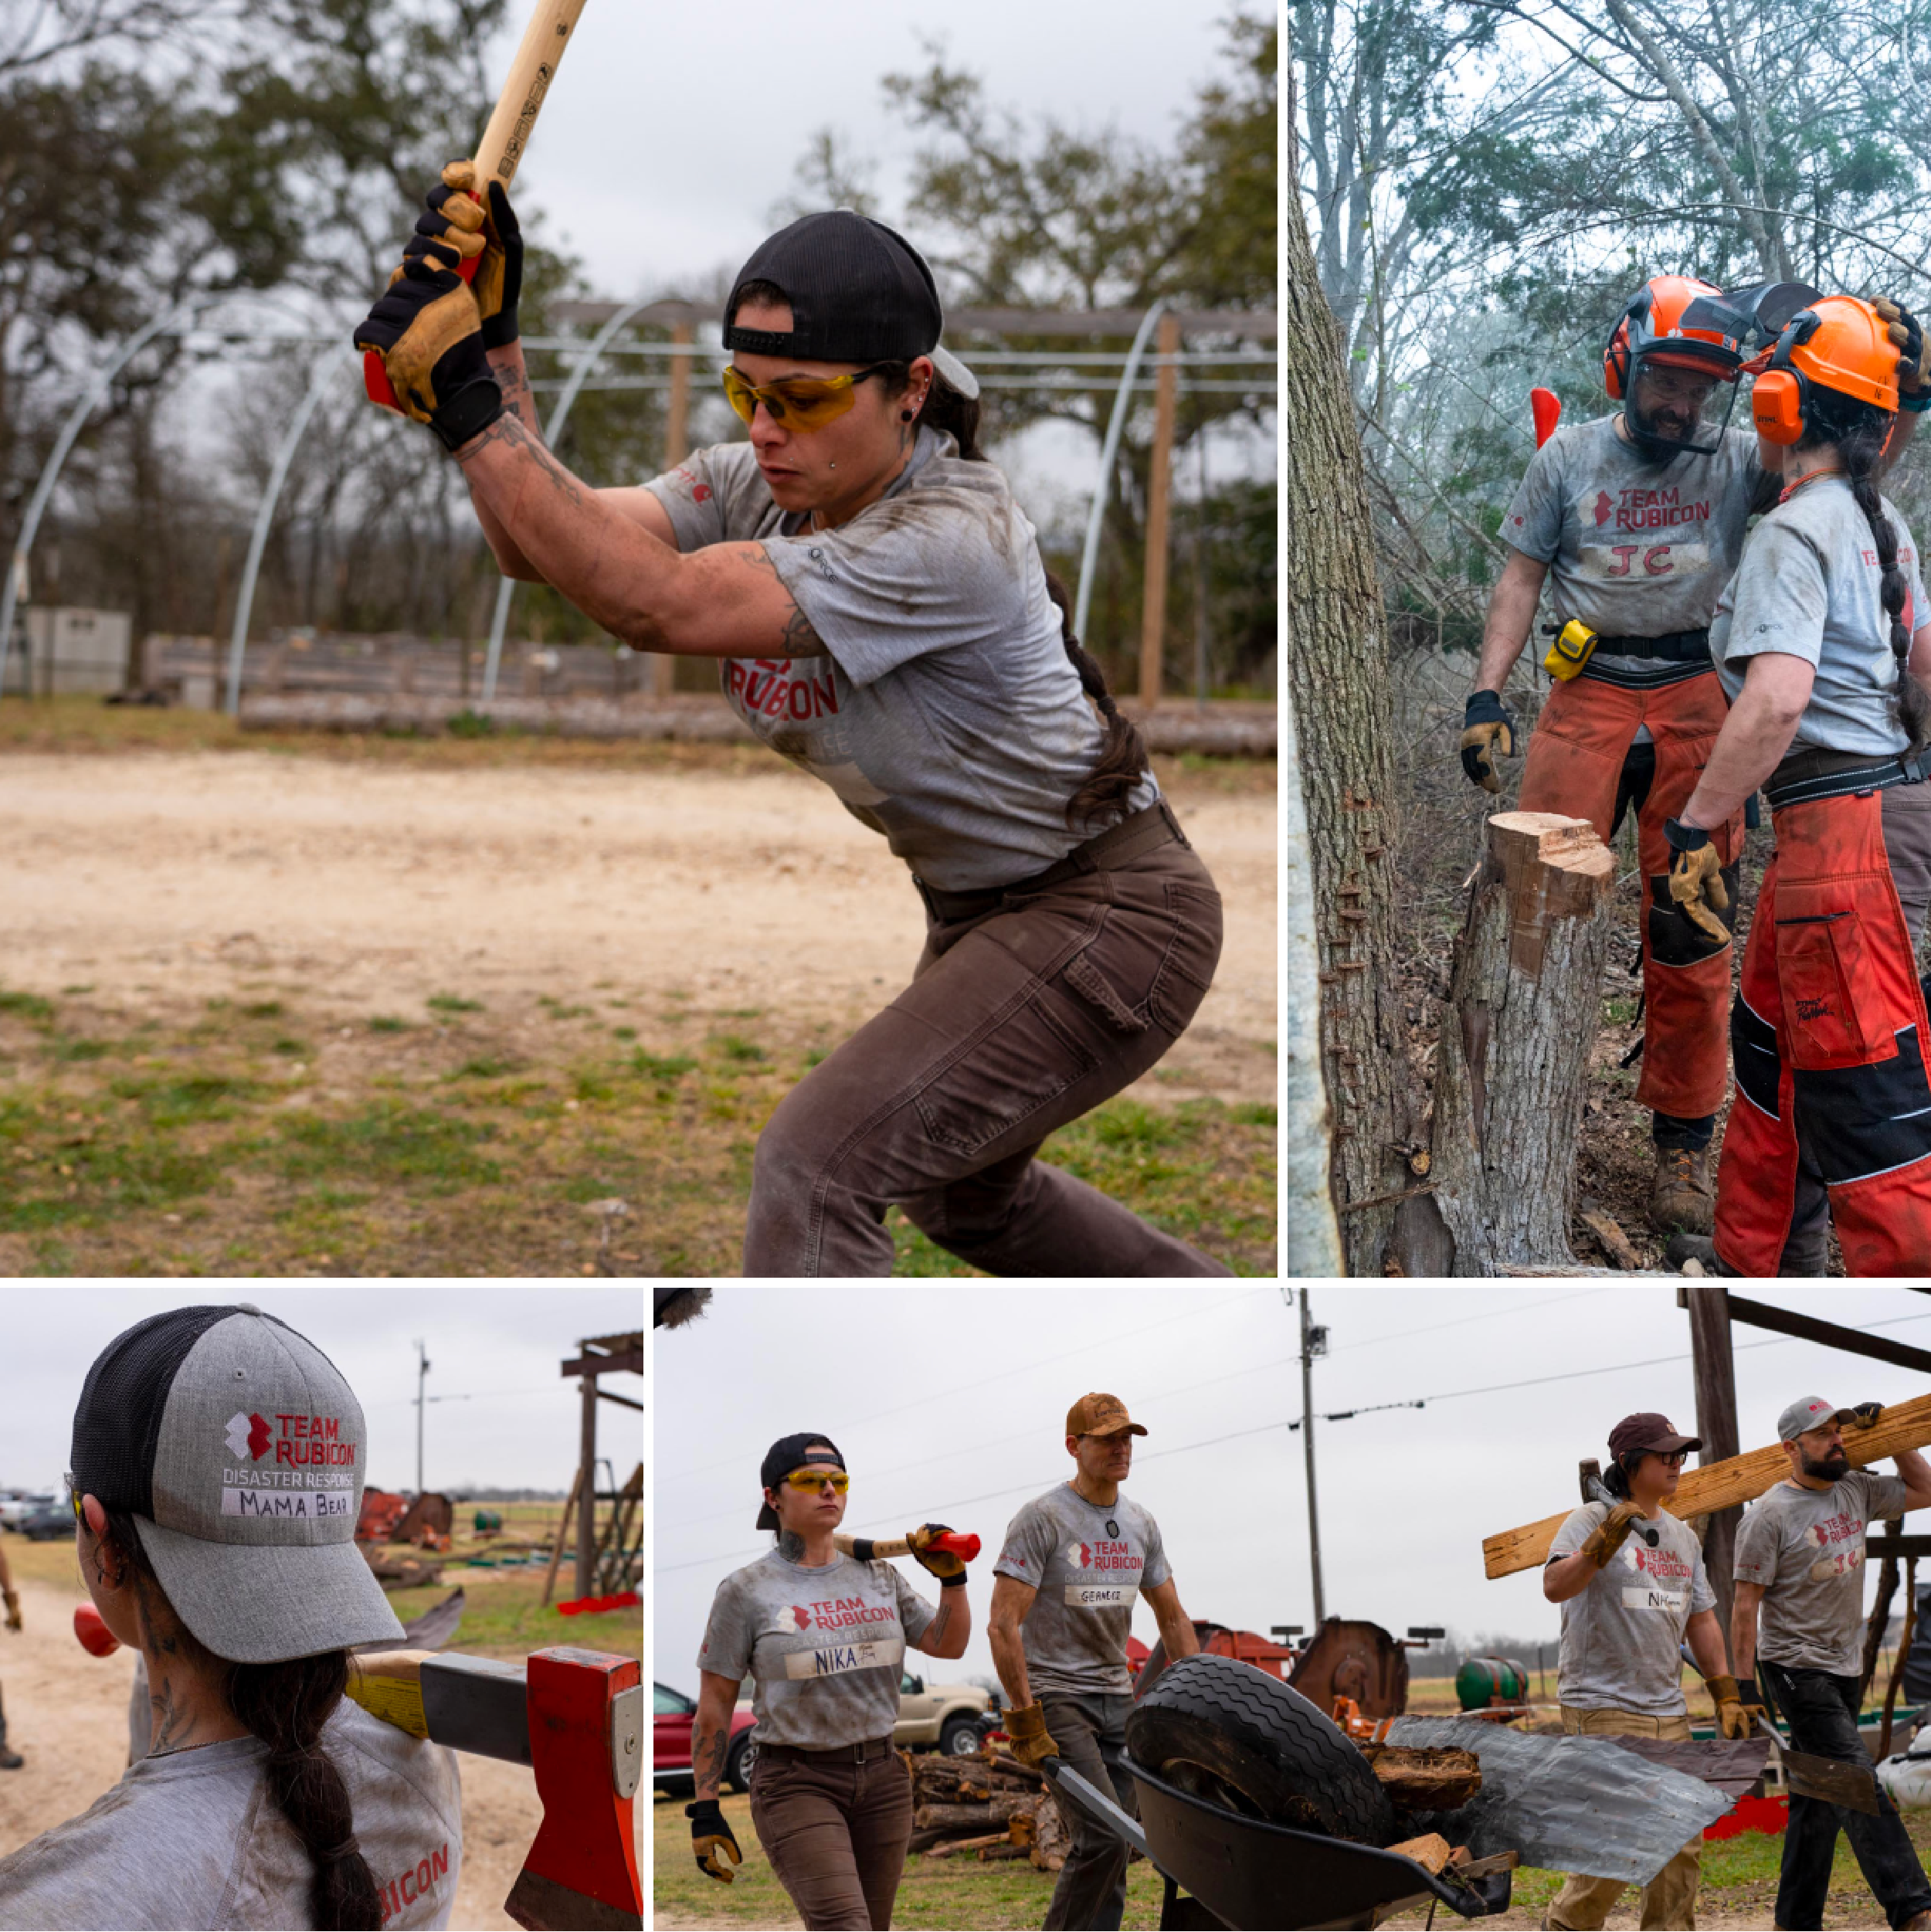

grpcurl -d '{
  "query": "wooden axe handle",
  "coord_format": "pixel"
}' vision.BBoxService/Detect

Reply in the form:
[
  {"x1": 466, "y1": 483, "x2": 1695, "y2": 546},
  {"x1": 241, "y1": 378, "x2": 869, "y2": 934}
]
[{"x1": 835, "y1": 1530, "x2": 982, "y2": 1562}]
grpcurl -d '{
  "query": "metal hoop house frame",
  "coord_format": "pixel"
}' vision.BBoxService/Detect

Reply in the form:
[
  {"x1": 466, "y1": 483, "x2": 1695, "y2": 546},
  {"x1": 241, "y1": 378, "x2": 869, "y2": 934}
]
[{"x1": 2, "y1": 300, "x2": 1275, "y2": 711}]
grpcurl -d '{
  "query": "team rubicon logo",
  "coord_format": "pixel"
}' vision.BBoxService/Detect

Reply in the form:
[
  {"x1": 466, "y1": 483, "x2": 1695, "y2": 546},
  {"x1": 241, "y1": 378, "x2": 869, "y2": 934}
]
[
  {"x1": 222, "y1": 1411, "x2": 355, "y2": 1467},
  {"x1": 784, "y1": 1605, "x2": 813, "y2": 1631},
  {"x1": 1595, "y1": 491, "x2": 1614, "y2": 527},
  {"x1": 1069, "y1": 1541, "x2": 1094, "y2": 1570}
]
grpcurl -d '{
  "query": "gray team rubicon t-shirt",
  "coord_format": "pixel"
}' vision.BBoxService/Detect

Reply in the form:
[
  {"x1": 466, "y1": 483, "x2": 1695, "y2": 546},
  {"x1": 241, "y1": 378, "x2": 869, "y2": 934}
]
[
  {"x1": 697, "y1": 1548, "x2": 936, "y2": 1750},
  {"x1": 994, "y1": 1483, "x2": 1172, "y2": 1696},
  {"x1": 645, "y1": 426, "x2": 1159, "y2": 892},
  {"x1": 1711, "y1": 474, "x2": 1929, "y2": 756},
  {"x1": 1546, "y1": 1500, "x2": 1717, "y2": 1714},
  {"x1": 1735, "y1": 1468, "x2": 1909, "y2": 1674},
  {"x1": 1503, "y1": 416, "x2": 1775, "y2": 683},
  {"x1": 0, "y1": 1695, "x2": 462, "y2": 1930}
]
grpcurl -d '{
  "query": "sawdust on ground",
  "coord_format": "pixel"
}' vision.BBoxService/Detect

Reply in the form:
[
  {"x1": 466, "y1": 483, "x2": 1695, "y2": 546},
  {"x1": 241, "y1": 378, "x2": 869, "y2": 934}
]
[
  {"x1": 0, "y1": 1572, "x2": 639, "y2": 1931},
  {"x1": 0, "y1": 750, "x2": 1275, "y2": 1107}
]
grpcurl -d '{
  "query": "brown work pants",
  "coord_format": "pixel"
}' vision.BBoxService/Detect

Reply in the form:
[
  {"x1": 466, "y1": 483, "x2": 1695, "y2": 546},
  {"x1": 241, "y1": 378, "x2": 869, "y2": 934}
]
[
  {"x1": 1038, "y1": 1691, "x2": 1139, "y2": 1932},
  {"x1": 1544, "y1": 1708, "x2": 1702, "y2": 1930},
  {"x1": 748, "y1": 1738, "x2": 914, "y2": 1930},
  {"x1": 741, "y1": 806, "x2": 1229, "y2": 1276}
]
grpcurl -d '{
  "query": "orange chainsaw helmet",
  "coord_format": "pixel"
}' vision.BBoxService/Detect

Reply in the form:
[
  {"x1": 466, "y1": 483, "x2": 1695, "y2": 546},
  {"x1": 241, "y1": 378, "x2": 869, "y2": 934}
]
[
  {"x1": 1750, "y1": 294, "x2": 1902, "y2": 446},
  {"x1": 1604, "y1": 276, "x2": 1749, "y2": 460}
]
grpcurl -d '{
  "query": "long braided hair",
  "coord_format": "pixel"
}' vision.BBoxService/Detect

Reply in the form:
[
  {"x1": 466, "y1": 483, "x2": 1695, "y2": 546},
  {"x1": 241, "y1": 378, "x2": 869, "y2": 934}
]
[
  {"x1": 93, "y1": 1507, "x2": 382, "y2": 1931},
  {"x1": 1799, "y1": 384, "x2": 1931, "y2": 752}
]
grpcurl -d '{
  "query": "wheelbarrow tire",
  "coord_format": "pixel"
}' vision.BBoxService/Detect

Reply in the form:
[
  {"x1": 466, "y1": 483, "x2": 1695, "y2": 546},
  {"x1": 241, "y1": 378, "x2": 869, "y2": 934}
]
[{"x1": 1125, "y1": 1652, "x2": 1394, "y2": 1846}]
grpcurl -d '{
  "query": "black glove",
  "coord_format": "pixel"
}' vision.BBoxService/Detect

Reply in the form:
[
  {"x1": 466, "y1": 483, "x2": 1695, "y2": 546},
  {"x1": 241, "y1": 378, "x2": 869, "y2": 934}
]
[
  {"x1": 354, "y1": 252, "x2": 504, "y2": 451},
  {"x1": 1460, "y1": 690, "x2": 1516, "y2": 793},
  {"x1": 687, "y1": 1798, "x2": 742, "y2": 1883},
  {"x1": 1875, "y1": 298, "x2": 1931, "y2": 412},
  {"x1": 1845, "y1": 1401, "x2": 1884, "y2": 1429},
  {"x1": 909, "y1": 1522, "x2": 969, "y2": 1586},
  {"x1": 420, "y1": 162, "x2": 524, "y2": 351}
]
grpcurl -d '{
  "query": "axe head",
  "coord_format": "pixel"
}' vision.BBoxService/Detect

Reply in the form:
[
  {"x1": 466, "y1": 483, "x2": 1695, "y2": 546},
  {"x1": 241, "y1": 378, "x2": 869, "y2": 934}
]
[{"x1": 504, "y1": 1647, "x2": 643, "y2": 1930}]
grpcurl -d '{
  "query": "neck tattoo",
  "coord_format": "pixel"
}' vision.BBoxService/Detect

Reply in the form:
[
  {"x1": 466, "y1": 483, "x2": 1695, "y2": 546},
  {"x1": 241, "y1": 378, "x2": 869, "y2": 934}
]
[{"x1": 778, "y1": 1530, "x2": 807, "y2": 1562}]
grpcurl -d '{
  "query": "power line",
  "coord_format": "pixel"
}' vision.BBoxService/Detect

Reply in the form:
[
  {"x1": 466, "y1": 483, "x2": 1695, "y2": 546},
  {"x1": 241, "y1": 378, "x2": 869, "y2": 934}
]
[{"x1": 655, "y1": 1306, "x2": 1931, "y2": 1579}]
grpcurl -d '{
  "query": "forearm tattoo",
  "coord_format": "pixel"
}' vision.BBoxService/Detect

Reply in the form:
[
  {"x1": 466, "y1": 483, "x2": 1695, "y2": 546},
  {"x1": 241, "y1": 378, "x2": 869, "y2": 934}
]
[
  {"x1": 739, "y1": 546, "x2": 828, "y2": 658},
  {"x1": 927, "y1": 1594, "x2": 956, "y2": 1651},
  {"x1": 696, "y1": 1721, "x2": 728, "y2": 1794}
]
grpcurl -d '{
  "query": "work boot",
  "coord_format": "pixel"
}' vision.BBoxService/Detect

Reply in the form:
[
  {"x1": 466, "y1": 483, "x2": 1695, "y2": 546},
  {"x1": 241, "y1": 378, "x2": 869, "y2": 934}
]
[{"x1": 1651, "y1": 1143, "x2": 1715, "y2": 1234}]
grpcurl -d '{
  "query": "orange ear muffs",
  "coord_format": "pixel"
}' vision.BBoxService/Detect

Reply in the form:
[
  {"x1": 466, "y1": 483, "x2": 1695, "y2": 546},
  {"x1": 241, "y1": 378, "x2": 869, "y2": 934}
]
[
  {"x1": 1604, "y1": 317, "x2": 1630, "y2": 400},
  {"x1": 1752, "y1": 367, "x2": 1807, "y2": 444}
]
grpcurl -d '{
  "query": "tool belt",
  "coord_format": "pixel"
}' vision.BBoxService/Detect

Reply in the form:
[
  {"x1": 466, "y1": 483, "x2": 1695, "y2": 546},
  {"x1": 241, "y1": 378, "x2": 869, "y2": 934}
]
[
  {"x1": 911, "y1": 799, "x2": 1187, "y2": 925},
  {"x1": 1576, "y1": 627, "x2": 1714, "y2": 689},
  {"x1": 755, "y1": 1736, "x2": 897, "y2": 1764},
  {"x1": 1762, "y1": 744, "x2": 1931, "y2": 810}
]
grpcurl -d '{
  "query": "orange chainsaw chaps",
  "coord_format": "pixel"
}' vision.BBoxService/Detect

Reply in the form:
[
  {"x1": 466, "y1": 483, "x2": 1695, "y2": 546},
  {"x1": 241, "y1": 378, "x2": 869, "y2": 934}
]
[
  {"x1": 1517, "y1": 671, "x2": 1743, "y2": 1118},
  {"x1": 1715, "y1": 789, "x2": 1931, "y2": 1275}
]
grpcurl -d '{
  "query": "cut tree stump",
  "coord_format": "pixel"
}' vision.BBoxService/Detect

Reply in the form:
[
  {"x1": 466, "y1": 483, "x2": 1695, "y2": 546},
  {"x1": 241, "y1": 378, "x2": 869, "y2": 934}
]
[{"x1": 1427, "y1": 811, "x2": 1616, "y2": 1275}]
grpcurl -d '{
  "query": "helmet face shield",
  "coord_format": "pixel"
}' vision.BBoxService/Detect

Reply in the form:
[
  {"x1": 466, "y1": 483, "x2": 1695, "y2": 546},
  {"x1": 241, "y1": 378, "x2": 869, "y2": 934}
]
[{"x1": 1625, "y1": 349, "x2": 1739, "y2": 459}]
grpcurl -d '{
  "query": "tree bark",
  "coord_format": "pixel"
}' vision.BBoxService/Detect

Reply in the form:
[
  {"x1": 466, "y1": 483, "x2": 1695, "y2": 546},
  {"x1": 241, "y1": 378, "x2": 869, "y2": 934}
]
[
  {"x1": 1429, "y1": 812, "x2": 1615, "y2": 1275},
  {"x1": 1287, "y1": 142, "x2": 1420, "y2": 1274}
]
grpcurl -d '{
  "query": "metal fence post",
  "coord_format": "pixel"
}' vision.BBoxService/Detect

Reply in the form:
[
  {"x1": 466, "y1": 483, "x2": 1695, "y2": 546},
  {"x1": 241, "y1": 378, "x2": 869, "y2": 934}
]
[
  {"x1": 226, "y1": 345, "x2": 358, "y2": 716},
  {"x1": 1, "y1": 298, "x2": 207, "y2": 698}
]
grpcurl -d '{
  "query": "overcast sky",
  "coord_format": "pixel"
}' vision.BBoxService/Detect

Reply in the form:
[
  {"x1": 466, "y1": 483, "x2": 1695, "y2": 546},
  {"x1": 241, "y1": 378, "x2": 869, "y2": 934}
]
[
  {"x1": 0, "y1": 1287, "x2": 642, "y2": 1500},
  {"x1": 489, "y1": 1, "x2": 1246, "y2": 300},
  {"x1": 652, "y1": 1285, "x2": 1931, "y2": 1698}
]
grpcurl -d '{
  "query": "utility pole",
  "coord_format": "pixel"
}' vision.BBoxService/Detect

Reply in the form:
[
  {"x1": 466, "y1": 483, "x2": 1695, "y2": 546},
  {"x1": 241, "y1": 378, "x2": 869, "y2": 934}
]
[
  {"x1": 1301, "y1": 1289, "x2": 1328, "y2": 1625},
  {"x1": 413, "y1": 1339, "x2": 430, "y2": 1496}
]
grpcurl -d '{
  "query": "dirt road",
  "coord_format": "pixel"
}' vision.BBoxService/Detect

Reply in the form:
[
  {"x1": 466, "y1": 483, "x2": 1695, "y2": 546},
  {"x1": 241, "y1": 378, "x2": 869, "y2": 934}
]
[
  {"x1": 0, "y1": 1573, "x2": 637, "y2": 1929},
  {"x1": 0, "y1": 749, "x2": 1274, "y2": 1105}
]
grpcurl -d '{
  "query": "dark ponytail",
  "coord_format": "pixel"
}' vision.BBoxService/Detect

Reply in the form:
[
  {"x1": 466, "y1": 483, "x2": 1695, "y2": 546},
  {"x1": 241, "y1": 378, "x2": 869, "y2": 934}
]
[
  {"x1": 97, "y1": 1509, "x2": 382, "y2": 1930},
  {"x1": 1803, "y1": 388, "x2": 1931, "y2": 752},
  {"x1": 894, "y1": 366, "x2": 1152, "y2": 830}
]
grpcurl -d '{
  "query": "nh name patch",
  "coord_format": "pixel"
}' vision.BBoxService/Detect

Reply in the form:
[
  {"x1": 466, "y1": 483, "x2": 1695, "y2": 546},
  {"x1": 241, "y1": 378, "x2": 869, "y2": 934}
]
[
  {"x1": 783, "y1": 1637, "x2": 905, "y2": 1680},
  {"x1": 221, "y1": 1486, "x2": 353, "y2": 1520}
]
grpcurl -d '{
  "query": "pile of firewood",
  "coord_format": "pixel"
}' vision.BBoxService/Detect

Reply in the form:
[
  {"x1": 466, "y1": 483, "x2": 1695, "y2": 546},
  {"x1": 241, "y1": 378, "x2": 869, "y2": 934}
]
[{"x1": 904, "y1": 1747, "x2": 1071, "y2": 1873}]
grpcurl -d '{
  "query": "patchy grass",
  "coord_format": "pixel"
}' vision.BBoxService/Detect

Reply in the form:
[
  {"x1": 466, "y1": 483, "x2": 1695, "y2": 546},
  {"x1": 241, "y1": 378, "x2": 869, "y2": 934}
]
[{"x1": 0, "y1": 982, "x2": 1273, "y2": 1275}]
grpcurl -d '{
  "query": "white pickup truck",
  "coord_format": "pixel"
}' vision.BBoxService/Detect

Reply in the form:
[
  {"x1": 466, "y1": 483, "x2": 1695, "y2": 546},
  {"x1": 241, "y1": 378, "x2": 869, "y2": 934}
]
[{"x1": 0, "y1": 1493, "x2": 58, "y2": 1530}]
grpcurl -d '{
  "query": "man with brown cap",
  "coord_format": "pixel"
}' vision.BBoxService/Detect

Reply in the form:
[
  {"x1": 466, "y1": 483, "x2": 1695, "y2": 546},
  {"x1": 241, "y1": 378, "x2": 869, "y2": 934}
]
[
  {"x1": 989, "y1": 1394, "x2": 1198, "y2": 1931},
  {"x1": 1732, "y1": 1398, "x2": 1931, "y2": 1932},
  {"x1": 1539, "y1": 1413, "x2": 1735, "y2": 1930}
]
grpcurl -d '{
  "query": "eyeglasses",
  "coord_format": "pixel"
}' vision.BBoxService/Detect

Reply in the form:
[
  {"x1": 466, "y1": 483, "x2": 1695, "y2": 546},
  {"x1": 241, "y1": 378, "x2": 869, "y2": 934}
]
[
  {"x1": 722, "y1": 364, "x2": 890, "y2": 433},
  {"x1": 1655, "y1": 1452, "x2": 1690, "y2": 1469},
  {"x1": 784, "y1": 1468, "x2": 850, "y2": 1493}
]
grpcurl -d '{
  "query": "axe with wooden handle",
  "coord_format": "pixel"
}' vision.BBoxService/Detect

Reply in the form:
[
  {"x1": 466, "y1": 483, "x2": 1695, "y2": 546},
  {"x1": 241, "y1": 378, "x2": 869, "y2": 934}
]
[
  {"x1": 365, "y1": 0, "x2": 592, "y2": 412},
  {"x1": 834, "y1": 1530, "x2": 982, "y2": 1563}
]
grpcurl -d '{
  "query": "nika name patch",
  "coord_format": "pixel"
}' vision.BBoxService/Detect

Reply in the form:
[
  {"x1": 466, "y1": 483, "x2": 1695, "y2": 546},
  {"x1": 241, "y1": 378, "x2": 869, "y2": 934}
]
[
  {"x1": 1620, "y1": 1584, "x2": 1688, "y2": 1613},
  {"x1": 221, "y1": 1486, "x2": 353, "y2": 1520},
  {"x1": 783, "y1": 1638, "x2": 905, "y2": 1680},
  {"x1": 1064, "y1": 1584, "x2": 1135, "y2": 1607}
]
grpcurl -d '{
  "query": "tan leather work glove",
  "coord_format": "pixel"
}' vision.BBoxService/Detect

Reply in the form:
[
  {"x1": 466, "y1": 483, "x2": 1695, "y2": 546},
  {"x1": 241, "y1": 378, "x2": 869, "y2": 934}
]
[
  {"x1": 2, "y1": 1587, "x2": 20, "y2": 1633},
  {"x1": 1706, "y1": 1674, "x2": 1752, "y2": 1740},
  {"x1": 1461, "y1": 691, "x2": 1516, "y2": 793},
  {"x1": 1875, "y1": 298, "x2": 1930, "y2": 407},
  {"x1": 1579, "y1": 1499, "x2": 1644, "y2": 1569},
  {"x1": 1004, "y1": 1701, "x2": 1061, "y2": 1768},
  {"x1": 1665, "y1": 820, "x2": 1730, "y2": 944},
  {"x1": 1845, "y1": 1401, "x2": 1884, "y2": 1430},
  {"x1": 908, "y1": 1522, "x2": 968, "y2": 1585},
  {"x1": 686, "y1": 1799, "x2": 742, "y2": 1883}
]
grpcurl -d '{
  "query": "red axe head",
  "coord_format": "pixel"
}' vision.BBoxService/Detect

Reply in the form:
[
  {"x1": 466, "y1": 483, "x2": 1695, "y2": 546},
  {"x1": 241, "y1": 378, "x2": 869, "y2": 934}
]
[{"x1": 75, "y1": 1603, "x2": 121, "y2": 1657}]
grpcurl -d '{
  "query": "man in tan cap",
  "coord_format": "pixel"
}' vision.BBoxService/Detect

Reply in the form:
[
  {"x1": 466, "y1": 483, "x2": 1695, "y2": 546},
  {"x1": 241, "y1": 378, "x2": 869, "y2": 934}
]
[{"x1": 988, "y1": 1394, "x2": 1198, "y2": 1930}]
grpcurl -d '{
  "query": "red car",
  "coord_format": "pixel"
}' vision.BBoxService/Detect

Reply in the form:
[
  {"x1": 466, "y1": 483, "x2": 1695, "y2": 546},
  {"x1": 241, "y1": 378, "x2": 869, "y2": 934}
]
[{"x1": 655, "y1": 1680, "x2": 758, "y2": 1792}]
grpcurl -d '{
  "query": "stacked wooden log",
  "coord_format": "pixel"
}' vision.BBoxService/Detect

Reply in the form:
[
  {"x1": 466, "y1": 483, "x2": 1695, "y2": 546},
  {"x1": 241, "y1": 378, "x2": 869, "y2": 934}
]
[{"x1": 905, "y1": 1747, "x2": 1071, "y2": 1872}]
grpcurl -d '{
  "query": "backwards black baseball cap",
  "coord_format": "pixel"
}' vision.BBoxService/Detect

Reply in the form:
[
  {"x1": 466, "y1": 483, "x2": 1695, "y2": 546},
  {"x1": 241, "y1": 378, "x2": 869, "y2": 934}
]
[
  {"x1": 70, "y1": 1302, "x2": 404, "y2": 1663},
  {"x1": 724, "y1": 211, "x2": 979, "y2": 399},
  {"x1": 756, "y1": 1431, "x2": 847, "y2": 1530}
]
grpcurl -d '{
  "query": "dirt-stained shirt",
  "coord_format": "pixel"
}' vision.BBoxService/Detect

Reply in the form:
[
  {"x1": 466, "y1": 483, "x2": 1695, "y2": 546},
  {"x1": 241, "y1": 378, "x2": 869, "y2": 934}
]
[
  {"x1": 1735, "y1": 1469, "x2": 1909, "y2": 1674},
  {"x1": 0, "y1": 1696, "x2": 462, "y2": 1930},
  {"x1": 1547, "y1": 1501, "x2": 1717, "y2": 1714},
  {"x1": 1503, "y1": 416, "x2": 1773, "y2": 684},
  {"x1": 697, "y1": 1549, "x2": 936, "y2": 1750},
  {"x1": 993, "y1": 1484, "x2": 1172, "y2": 1696},
  {"x1": 1711, "y1": 474, "x2": 1929, "y2": 755},
  {"x1": 644, "y1": 427, "x2": 1159, "y2": 892}
]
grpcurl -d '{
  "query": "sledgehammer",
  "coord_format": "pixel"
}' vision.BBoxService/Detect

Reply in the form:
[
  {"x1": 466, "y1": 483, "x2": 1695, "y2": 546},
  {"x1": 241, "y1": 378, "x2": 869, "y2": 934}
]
[{"x1": 835, "y1": 1530, "x2": 981, "y2": 1563}]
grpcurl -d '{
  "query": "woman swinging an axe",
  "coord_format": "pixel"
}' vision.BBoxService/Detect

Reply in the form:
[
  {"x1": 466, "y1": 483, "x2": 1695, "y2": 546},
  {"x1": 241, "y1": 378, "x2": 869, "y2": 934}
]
[{"x1": 687, "y1": 1434, "x2": 975, "y2": 1929}]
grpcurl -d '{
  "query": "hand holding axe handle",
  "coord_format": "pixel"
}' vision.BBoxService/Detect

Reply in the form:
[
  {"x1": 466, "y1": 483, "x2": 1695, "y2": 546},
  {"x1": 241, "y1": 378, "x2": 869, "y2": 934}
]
[
  {"x1": 833, "y1": 1530, "x2": 982, "y2": 1563},
  {"x1": 1583, "y1": 1472, "x2": 1660, "y2": 1547},
  {"x1": 365, "y1": 0, "x2": 591, "y2": 411}
]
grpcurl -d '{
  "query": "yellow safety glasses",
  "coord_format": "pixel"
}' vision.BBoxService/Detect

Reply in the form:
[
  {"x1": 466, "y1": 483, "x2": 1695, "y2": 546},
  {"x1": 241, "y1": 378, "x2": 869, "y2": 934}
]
[
  {"x1": 722, "y1": 364, "x2": 890, "y2": 433},
  {"x1": 784, "y1": 1468, "x2": 850, "y2": 1493}
]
